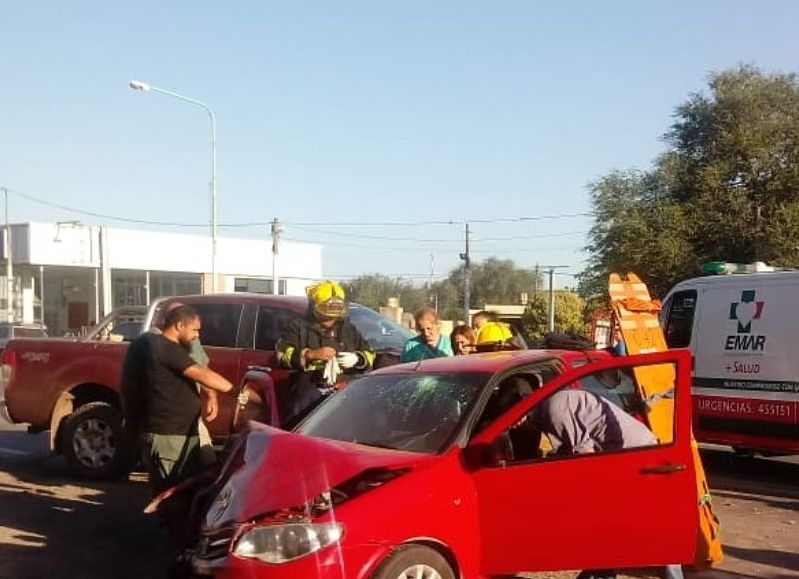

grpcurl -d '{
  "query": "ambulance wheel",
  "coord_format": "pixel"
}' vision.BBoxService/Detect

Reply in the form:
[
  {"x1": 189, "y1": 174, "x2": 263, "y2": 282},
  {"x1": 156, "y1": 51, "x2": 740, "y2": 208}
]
[
  {"x1": 60, "y1": 402, "x2": 129, "y2": 480},
  {"x1": 372, "y1": 545, "x2": 455, "y2": 579}
]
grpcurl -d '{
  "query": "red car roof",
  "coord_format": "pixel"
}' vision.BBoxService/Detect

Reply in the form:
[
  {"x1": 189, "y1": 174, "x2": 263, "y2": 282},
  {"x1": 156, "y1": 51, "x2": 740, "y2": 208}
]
[{"x1": 372, "y1": 348, "x2": 612, "y2": 375}]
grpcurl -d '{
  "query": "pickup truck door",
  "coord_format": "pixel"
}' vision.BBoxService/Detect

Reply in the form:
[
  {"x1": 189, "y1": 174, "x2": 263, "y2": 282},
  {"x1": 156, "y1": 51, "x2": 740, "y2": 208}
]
[
  {"x1": 191, "y1": 302, "x2": 248, "y2": 437},
  {"x1": 237, "y1": 305, "x2": 299, "y2": 418},
  {"x1": 469, "y1": 350, "x2": 697, "y2": 574}
]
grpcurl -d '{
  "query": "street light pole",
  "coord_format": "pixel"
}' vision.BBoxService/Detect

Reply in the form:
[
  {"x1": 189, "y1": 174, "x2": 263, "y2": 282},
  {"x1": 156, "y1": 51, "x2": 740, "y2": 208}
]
[{"x1": 129, "y1": 80, "x2": 218, "y2": 293}]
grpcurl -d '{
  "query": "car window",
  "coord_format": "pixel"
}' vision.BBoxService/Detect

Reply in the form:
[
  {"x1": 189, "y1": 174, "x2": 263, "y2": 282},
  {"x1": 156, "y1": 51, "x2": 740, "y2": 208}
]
[
  {"x1": 347, "y1": 305, "x2": 414, "y2": 351},
  {"x1": 13, "y1": 327, "x2": 48, "y2": 338},
  {"x1": 0, "y1": 327, "x2": 10, "y2": 340},
  {"x1": 662, "y1": 290, "x2": 697, "y2": 348},
  {"x1": 497, "y1": 362, "x2": 675, "y2": 463},
  {"x1": 192, "y1": 303, "x2": 243, "y2": 348},
  {"x1": 471, "y1": 362, "x2": 562, "y2": 437},
  {"x1": 254, "y1": 307, "x2": 300, "y2": 351},
  {"x1": 297, "y1": 372, "x2": 492, "y2": 454}
]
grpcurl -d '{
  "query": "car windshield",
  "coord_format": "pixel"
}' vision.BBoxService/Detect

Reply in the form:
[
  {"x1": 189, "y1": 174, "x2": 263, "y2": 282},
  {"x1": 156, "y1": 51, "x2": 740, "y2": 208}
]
[
  {"x1": 348, "y1": 305, "x2": 414, "y2": 352},
  {"x1": 297, "y1": 371, "x2": 492, "y2": 454},
  {"x1": 13, "y1": 327, "x2": 47, "y2": 338}
]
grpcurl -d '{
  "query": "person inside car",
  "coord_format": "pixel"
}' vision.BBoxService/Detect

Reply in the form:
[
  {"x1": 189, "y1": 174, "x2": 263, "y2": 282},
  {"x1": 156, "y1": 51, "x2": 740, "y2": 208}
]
[
  {"x1": 276, "y1": 280, "x2": 375, "y2": 426},
  {"x1": 401, "y1": 308, "x2": 453, "y2": 362}
]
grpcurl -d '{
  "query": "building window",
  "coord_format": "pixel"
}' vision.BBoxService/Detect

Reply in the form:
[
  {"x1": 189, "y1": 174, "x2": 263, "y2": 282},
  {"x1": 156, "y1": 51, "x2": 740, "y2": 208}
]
[
  {"x1": 150, "y1": 273, "x2": 202, "y2": 300},
  {"x1": 113, "y1": 272, "x2": 147, "y2": 307},
  {"x1": 234, "y1": 278, "x2": 286, "y2": 295}
]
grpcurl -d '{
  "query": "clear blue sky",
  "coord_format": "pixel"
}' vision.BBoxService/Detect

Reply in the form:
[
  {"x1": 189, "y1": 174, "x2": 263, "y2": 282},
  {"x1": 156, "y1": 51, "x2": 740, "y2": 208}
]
[{"x1": 2, "y1": 1, "x2": 797, "y2": 287}]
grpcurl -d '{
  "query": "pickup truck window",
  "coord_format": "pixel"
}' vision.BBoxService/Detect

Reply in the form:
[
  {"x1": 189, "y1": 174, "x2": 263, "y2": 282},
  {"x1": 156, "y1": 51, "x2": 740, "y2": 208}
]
[
  {"x1": 192, "y1": 303, "x2": 244, "y2": 348},
  {"x1": 254, "y1": 307, "x2": 299, "y2": 351}
]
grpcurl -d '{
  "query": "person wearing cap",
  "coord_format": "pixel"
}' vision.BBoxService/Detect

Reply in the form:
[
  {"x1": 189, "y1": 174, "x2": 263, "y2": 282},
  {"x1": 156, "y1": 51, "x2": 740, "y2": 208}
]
[
  {"x1": 401, "y1": 308, "x2": 453, "y2": 362},
  {"x1": 276, "y1": 280, "x2": 375, "y2": 426}
]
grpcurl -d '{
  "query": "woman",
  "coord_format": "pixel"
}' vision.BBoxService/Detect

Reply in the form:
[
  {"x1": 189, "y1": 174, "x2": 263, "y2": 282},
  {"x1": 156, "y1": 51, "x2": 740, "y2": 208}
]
[
  {"x1": 450, "y1": 324, "x2": 476, "y2": 356},
  {"x1": 401, "y1": 308, "x2": 453, "y2": 362}
]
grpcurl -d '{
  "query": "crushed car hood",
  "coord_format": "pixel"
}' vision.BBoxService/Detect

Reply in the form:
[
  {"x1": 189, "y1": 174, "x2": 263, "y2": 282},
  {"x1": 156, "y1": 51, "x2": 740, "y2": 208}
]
[{"x1": 204, "y1": 423, "x2": 434, "y2": 528}]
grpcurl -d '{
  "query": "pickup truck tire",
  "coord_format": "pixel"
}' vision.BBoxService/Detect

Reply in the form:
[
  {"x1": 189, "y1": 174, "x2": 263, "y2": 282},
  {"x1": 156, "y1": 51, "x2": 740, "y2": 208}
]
[{"x1": 60, "y1": 402, "x2": 128, "y2": 480}]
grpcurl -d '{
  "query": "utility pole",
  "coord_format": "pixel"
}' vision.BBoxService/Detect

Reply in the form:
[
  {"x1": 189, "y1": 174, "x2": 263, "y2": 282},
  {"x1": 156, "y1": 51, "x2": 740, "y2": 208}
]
[
  {"x1": 459, "y1": 223, "x2": 471, "y2": 323},
  {"x1": 540, "y1": 265, "x2": 569, "y2": 332},
  {"x1": 429, "y1": 253, "x2": 438, "y2": 312},
  {"x1": 271, "y1": 218, "x2": 283, "y2": 295},
  {"x1": 2, "y1": 188, "x2": 13, "y2": 322}
]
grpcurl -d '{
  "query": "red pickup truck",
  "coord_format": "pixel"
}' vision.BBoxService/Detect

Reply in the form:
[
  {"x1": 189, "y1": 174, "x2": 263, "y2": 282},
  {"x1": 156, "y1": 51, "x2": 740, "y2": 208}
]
[{"x1": 0, "y1": 294, "x2": 412, "y2": 479}]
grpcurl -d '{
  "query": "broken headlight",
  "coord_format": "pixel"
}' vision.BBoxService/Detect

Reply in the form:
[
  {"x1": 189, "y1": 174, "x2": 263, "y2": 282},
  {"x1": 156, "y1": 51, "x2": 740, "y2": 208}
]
[{"x1": 232, "y1": 522, "x2": 344, "y2": 564}]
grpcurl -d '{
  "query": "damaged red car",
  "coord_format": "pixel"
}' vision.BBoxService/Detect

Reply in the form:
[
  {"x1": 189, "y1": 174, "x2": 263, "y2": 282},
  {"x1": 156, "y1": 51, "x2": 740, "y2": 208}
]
[{"x1": 187, "y1": 348, "x2": 699, "y2": 578}]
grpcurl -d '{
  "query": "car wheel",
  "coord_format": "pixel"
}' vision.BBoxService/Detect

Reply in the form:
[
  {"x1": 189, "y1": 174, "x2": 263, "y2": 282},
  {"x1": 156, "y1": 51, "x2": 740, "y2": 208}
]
[
  {"x1": 60, "y1": 402, "x2": 129, "y2": 480},
  {"x1": 372, "y1": 545, "x2": 455, "y2": 579}
]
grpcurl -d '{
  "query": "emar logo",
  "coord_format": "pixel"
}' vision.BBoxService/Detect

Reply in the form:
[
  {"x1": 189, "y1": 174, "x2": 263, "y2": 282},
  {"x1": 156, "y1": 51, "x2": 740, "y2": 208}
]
[
  {"x1": 725, "y1": 290, "x2": 766, "y2": 352},
  {"x1": 728, "y1": 290, "x2": 764, "y2": 333}
]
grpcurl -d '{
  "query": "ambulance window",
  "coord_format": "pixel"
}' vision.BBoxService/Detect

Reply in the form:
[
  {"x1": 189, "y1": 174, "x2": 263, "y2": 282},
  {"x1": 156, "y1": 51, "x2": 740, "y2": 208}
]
[{"x1": 663, "y1": 290, "x2": 697, "y2": 348}]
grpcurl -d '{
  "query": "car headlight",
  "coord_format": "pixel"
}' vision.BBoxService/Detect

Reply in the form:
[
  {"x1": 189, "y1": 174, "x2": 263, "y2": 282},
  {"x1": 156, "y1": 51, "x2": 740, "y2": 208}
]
[{"x1": 232, "y1": 522, "x2": 344, "y2": 564}]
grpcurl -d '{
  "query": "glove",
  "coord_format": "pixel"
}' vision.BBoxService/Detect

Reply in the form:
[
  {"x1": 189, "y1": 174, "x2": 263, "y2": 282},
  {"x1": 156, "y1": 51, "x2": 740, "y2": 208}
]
[
  {"x1": 322, "y1": 358, "x2": 341, "y2": 386},
  {"x1": 336, "y1": 352, "x2": 360, "y2": 369}
]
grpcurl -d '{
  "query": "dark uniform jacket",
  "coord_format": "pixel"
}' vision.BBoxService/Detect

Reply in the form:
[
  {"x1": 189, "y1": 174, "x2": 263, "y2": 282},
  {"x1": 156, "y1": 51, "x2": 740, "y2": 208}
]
[{"x1": 275, "y1": 313, "x2": 375, "y2": 425}]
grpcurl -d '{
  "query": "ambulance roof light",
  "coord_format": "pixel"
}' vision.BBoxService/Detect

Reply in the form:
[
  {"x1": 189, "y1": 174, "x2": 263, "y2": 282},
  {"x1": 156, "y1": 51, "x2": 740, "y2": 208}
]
[{"x1": 701, "y1": 261, "x2": 775, "y2": 275}]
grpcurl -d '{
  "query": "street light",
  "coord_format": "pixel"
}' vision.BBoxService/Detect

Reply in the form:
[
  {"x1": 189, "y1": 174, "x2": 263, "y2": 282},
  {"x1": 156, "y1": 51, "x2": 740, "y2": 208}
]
[{"x1": 129, "y1": 80, "x2": 219, "y2": 293}]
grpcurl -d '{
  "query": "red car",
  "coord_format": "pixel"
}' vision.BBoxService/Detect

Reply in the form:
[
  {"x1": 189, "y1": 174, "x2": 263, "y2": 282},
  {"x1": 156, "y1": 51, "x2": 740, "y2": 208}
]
[{"x1": 189, "y1": 348, "x2": 699, "y2": 578}]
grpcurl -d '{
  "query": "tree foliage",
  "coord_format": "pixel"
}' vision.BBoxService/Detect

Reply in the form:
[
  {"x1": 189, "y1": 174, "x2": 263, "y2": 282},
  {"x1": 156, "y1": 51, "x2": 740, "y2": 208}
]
[
  {"x1": 521, "y1": 291, "x2": 588, "y2": 344},
  {"x1": 583, "y1": 65, "x2": 799, "y2": 298},
  {"x1": 339, "y1": 258, "x2": 540, "y2": 320},
  {"x1": 343, "y1": 275, "x2": 427, "y2": 313}
]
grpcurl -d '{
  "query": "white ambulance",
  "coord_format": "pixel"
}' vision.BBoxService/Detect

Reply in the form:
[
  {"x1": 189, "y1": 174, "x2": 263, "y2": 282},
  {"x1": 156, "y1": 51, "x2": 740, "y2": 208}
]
[{"x1": 660, "y1": 262, "x2": 799, "y2": 455}]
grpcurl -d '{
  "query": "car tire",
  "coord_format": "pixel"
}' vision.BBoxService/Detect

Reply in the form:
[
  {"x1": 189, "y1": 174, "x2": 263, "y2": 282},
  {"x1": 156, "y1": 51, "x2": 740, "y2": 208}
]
[
  {"x1": 372, "y1": 545, "x2": 455, "y2": 579},
  {"x1": 60, "y1": 402, "x2": 129, "y2": 480}
]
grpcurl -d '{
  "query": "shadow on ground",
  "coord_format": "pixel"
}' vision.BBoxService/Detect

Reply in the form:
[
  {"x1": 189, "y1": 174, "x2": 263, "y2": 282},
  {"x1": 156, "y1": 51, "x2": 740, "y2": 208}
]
[{"x1": 0, "y1": 448, "x2": 168, "y2": 579}]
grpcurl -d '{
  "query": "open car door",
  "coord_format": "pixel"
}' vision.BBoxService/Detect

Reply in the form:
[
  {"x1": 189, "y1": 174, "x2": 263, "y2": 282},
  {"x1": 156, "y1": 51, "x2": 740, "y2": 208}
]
[{"x1": 469, "y1": 350, "x2": 697, "y2": 575}]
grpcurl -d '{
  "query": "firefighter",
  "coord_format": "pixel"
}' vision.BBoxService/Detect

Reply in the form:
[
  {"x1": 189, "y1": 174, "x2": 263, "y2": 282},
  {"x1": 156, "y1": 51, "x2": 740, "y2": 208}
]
[
  {"x1": 276, "y1": 281, "x2": 375, "y2": 426},
  {"x1": 474, "y1": 320, "x2": 516, "y2": 352}
]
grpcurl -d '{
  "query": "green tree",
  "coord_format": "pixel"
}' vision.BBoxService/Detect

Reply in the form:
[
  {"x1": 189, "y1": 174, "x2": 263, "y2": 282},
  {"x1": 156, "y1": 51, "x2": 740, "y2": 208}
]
[
  {"x1": 521, "y1": 291, "x2": 588, "y2": 344},
  {"x1": 582, "y1": 170, "x2": 696, "y2": 298},
  {"x1": 342, "y1": 275, "x2": 427, "y2": 312},
  {"x1": 584, "y1": 65, "x2": 799, "y2": 298},
  {"x1": 434, "y1": 257, "x2": 541, "y2": 320}
]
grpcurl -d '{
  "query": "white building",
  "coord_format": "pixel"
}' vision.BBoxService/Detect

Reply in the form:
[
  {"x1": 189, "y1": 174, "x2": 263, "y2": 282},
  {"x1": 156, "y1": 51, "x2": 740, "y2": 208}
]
[{"x1": 1, "y1": 222, "x2": 322, "y2": 335}]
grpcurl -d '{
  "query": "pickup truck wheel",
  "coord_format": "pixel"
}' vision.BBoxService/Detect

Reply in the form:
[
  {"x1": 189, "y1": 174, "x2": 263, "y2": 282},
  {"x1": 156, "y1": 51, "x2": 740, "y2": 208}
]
[
  {"x1": 372, "y1": 545, "x2": 455, "y2": 579},
  {"x1": 60, "y1": 402, "x2": 128, "y2": 480}
]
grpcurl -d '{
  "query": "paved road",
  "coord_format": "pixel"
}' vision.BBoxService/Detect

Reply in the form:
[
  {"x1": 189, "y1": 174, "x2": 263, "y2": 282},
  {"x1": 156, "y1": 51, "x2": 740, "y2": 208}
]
[{"x1": 0, "y1": 418, "x2": 797, "y2": 579}]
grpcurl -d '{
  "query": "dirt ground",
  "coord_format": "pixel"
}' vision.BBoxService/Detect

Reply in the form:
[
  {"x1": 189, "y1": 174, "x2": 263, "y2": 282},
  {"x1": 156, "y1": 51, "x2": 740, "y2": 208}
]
[{"x1": 0, "y1": 435, "x2": 796, "y2": 579}]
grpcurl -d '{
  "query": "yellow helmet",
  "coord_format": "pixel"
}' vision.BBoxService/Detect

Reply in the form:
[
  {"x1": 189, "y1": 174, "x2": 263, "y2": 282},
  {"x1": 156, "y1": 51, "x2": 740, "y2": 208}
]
[
  {"x1": 306, "y1": 280, "x2": 348, "y2": 320},
  {"x1": 475, "y1": 321, "x2": 513, "y2": 345}
]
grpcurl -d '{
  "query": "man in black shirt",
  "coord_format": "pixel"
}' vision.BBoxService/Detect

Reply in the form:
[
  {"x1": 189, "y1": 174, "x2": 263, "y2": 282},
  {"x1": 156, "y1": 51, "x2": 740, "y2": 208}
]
[{"x1": 121, "y1": 305, "x2": 233, "y2": 493}]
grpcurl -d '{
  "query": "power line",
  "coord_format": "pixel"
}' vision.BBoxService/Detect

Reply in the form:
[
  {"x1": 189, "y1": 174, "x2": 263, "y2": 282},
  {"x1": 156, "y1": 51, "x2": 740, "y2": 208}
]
[
  {"x1": 285, "y1": 212, "x2": 592, "y2": 226},
  {"x1": 288, "y1": 226, "x2": 587, "y2": 244},
  {"x1": 6, "y1": 186, "x2": 593, "y2": 230},
  {"x1": 8, "y1": 188, "x2": 266, "y2": 228}
]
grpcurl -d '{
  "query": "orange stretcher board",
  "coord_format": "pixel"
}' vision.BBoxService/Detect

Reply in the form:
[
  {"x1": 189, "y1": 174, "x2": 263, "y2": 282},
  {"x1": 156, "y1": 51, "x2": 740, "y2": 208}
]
[{"x1": 609, "y1": 273, "x2": 723, "y2": 568}]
